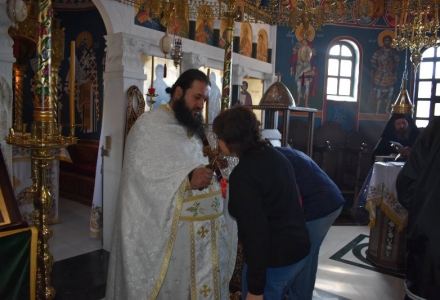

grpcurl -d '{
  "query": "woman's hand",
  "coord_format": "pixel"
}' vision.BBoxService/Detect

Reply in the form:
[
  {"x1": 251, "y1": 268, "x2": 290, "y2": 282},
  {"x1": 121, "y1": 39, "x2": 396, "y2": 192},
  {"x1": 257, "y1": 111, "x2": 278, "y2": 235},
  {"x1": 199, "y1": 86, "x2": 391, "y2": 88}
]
[{"x1": 245, "y1": 292, "x2": 263, "y2": 300}]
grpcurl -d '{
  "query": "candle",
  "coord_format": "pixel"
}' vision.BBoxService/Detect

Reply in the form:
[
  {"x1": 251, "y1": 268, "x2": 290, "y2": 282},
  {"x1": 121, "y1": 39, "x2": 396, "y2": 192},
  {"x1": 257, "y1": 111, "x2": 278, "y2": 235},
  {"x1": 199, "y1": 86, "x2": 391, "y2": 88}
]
[
  {"x1": 411, "y1": 21, "x2": 415, "y2": 39},
  {"x1": 69, "y1": 41, "x2": 75, "y2": 125},
  {"x1": 205, "y1": 69, "x2": 210, "y2": 125},
  {"x1": 151, "y1": 56, "x2": 154, "y2": 88},
  {"x1": 436, "y1": 7, "x2": 438, "y2": 23},
  {"x1": 148, "y1": 87, "x2": 156, "y2": 95}
]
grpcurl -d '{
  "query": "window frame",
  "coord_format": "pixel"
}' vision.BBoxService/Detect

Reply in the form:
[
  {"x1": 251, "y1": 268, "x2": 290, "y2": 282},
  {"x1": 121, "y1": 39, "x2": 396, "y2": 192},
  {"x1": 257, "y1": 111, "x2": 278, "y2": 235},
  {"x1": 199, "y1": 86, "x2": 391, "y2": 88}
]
[
  {"x1": 326, "y1": 41, "x2": 358, "y2": 101},
  {"x1": 413, "y1": 47, "x2": 440, "y2": 128}
]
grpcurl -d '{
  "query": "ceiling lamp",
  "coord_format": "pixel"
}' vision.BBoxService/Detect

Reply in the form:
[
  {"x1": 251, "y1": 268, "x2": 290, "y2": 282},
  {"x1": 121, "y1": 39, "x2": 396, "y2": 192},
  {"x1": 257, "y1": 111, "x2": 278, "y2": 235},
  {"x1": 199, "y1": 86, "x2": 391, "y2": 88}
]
[
  {"x1": 392, "y1": 48, "x2": 414, "y2": 115},
  {"x1": 170, "y1": 36, "x2": 183, "y2": 68},
  {"x1": 6, "y1": 0, "x2": 28, "y2": 26},
  {"x1": 158, "y1": 32, "x2": 174, "y2": 58},
  {"x1": 390, "y1": 0, "x2": 440, "y2": 71}
]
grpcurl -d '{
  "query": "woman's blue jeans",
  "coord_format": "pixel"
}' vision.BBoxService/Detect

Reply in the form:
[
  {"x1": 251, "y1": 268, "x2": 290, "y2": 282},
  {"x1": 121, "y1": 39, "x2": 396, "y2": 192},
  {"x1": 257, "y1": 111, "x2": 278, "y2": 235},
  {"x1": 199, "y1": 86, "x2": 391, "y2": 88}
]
[{"x1": 241, "y1": 257, "x2": 307, "y2": 300}]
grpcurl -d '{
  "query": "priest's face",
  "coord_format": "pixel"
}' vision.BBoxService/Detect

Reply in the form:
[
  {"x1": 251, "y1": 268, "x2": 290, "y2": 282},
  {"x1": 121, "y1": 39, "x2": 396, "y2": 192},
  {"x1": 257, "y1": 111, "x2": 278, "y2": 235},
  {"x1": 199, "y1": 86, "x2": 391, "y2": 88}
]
[
  {"x1": 394, "y1": 117, "x2": 410, "y2": 140},
  {"x1": 173, "y1": 80, "x2": 210, "y2": 137}
]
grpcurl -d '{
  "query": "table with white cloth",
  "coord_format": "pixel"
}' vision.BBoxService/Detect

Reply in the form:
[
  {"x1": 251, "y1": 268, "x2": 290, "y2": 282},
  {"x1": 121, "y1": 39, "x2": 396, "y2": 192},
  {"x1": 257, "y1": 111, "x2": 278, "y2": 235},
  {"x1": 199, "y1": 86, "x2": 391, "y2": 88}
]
[
  {"x1": 12, "y1": 146, "x2": 71, "y2": 225},
  {"x1": 364, "y1": 161, "x2": 408, "y2": 272}
]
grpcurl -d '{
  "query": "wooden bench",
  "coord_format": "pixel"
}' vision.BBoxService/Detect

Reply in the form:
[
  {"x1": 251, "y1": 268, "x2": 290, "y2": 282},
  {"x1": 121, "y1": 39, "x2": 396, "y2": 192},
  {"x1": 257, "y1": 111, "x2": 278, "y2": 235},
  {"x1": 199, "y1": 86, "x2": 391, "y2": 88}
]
[
  {"x1": 59, "y1": 139, "x2": 99, "y2": 206},
  {"x1": 312, "y1": 122, "x2": 369, "y2": 201}
]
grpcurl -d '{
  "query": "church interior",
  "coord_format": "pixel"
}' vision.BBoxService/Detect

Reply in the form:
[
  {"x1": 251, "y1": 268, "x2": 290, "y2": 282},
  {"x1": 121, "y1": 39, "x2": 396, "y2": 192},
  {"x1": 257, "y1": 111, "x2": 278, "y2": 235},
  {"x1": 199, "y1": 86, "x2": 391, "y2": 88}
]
[{"x1": 0, "y1": 0, "x2": 438, "y2": 299}]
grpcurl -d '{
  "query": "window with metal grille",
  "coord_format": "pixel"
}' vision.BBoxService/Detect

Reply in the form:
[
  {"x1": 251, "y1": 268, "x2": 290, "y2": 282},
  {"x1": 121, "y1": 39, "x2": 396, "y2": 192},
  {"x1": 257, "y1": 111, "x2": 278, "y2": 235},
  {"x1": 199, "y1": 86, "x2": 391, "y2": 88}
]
[
  {"x1": 413, "y1": 47, "x2": 440, "y2": 128},
  {"x1": 326, "y1": 41, "x2": 359, "y2": 102}
]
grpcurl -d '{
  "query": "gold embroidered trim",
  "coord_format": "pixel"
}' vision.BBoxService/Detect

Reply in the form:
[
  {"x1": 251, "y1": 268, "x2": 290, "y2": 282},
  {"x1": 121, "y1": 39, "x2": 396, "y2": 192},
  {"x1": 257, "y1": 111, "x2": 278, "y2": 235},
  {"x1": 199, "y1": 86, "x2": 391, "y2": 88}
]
[
  {"x1": 190, "y1": 222, "x2": 197, "y2": 300},
  {"x1": 227, "y1": 219, "x2": 233, "y2": 287},
  {"x1": 161, "y1": 103, "x2": 173, "y2": 114},
  {"x1": 180, "y1": 211, "x2": 223, "y2": 222},
  {"x1": 29, "y1": 227, "x2": 37, "y2": 300},
  {"x1": 149, "y1": 181, "x2": 186, "y2": 300},
  {"x1": 183, "y1": 190, "x2": 221, "y2": 203},
  {"x1": 185, "y1": 176, "x2": 192, "y2": 191},
  {"x1": 211, "y1": 219, "x2": 220, "y2": 300}
]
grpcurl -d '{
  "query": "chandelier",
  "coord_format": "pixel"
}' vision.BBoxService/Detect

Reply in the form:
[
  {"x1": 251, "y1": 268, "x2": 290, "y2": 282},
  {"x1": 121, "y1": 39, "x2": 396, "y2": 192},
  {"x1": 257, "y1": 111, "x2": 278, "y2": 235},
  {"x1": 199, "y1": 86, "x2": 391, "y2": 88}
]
[
  {"x1": 285, "y1": 0, "x2": 347, "y2": 40},
  {"x1": 390, "y1": 0, "x2": 440, "y2": 70},
  {"x1": 170, "y1": 36, "x2": 183, "y2": 68},
  {"x1": 126, "y1": 0, "x2": 349, "y2": 36}
]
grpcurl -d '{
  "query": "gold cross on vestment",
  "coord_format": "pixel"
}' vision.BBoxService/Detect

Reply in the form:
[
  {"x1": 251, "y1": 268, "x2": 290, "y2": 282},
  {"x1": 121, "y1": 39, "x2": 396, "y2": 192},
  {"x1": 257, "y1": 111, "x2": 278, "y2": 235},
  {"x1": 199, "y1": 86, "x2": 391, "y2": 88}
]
[
  {"x1": 199, "y1": 284, "x2": 212, "y2": 297},
  {"x1": 197, "y1": 226, "x2": 209, "y2": 238},
  {"x1": 203, "y1": 145, "x2": 228, "y2": 171}
]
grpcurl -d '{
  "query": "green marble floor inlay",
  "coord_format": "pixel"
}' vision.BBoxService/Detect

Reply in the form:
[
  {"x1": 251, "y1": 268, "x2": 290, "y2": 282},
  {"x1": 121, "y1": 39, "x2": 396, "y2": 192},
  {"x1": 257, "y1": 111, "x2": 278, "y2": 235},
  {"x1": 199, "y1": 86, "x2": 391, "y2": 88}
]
[{"x1": 329, "y1": 234, "x2": 405, "y2": 279}]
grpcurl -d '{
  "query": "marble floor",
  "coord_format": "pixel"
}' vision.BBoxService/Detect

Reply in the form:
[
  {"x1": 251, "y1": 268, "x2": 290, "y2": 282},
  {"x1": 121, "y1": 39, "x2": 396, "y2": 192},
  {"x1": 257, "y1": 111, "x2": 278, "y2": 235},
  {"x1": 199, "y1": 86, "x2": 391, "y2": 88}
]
[{"x1": 49, "y1": 198, "x2": 406, "y2": 300}]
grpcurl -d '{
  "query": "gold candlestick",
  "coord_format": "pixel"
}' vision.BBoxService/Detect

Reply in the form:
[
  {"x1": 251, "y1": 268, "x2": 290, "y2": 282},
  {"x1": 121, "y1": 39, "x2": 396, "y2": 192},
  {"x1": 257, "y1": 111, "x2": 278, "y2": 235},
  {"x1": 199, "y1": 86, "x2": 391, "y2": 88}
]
[
  {"x1": 146, "y1": 93, "x2": 158, "y2": 110},
  {"x1": 6, "y1": 1, "x2": 76, "y2": 299}
]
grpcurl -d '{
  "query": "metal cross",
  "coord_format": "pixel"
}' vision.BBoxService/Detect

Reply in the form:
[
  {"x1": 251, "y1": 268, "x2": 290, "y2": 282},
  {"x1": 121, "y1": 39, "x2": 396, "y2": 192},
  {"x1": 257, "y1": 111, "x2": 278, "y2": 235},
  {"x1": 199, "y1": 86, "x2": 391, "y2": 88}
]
[{"x1": 203, "y1": 145, "x2": 228, "y2": 171}]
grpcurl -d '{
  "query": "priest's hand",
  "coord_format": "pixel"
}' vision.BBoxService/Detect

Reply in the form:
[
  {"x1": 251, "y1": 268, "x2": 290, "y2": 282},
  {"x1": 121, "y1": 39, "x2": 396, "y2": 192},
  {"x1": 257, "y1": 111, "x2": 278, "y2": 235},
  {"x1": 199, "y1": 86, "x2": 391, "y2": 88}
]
[
  {"x1": 190, "y1": 167, "x2": 213, "y2": 190},
  {"x1": 398, "y1": 146, "x2": 411, "y2": 158}
]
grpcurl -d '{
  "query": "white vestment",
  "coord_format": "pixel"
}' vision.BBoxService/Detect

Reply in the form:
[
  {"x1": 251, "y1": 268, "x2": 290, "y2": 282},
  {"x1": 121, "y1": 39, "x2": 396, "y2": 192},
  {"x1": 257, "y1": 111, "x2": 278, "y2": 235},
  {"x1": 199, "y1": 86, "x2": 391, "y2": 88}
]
[{"x1": 106, "y1": 105, "x2": 237, "y2": 300}]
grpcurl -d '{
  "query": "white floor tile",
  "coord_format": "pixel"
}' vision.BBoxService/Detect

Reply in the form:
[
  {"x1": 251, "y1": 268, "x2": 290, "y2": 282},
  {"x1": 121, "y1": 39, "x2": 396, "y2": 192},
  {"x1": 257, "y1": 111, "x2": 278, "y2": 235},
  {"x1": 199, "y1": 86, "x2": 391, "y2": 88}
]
[{"x1": 51, "y1": 198, "x2": 407, "y2": 299}]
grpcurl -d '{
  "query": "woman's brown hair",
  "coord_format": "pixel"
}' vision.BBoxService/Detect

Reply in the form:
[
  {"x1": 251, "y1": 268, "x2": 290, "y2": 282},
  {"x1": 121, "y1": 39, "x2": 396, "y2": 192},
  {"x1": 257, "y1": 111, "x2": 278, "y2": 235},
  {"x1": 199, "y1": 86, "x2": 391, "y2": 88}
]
[{"x1": 213, "y1": 105, "x2": 267, "y2": 157}]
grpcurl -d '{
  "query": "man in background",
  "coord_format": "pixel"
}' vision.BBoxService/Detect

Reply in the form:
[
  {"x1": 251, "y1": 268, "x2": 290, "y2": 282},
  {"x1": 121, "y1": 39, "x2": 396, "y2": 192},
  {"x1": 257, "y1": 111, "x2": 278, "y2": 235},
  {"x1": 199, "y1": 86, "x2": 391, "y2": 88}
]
[
  {"x1": 275, "y1": 146, "x2": 344, "y2": 300},
  {"x1": 106, "y1": 69, "x2": 237, "y2": 299},
  {"x1": 372, "y1": 113, "x2": 420, "y2": 163},
  {"x1": 396, "y1": 117, "x2": 440, "y2": 299}
]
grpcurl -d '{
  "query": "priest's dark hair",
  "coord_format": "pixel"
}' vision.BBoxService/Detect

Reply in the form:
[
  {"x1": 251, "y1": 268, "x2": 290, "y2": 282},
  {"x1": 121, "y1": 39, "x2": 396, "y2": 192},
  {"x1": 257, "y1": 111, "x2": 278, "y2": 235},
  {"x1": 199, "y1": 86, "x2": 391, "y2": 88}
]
[
  {"x1": 165, "y1": 69, "x2": 210, "y2": 96},
  {"x1": 381, "y1": 113, "x2": 419, "y2": 138},
  {"x1": 213, "y1": 105, "x2": 268, "y2": 158}
]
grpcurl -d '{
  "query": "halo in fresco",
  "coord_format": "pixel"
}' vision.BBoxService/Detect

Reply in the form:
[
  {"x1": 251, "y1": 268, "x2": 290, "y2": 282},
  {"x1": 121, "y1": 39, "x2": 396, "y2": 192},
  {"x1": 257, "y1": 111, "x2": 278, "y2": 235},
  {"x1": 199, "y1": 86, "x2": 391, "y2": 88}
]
[
  {"x1": 76, "y1": 31, "x2": 93, "y2": 49},
  {"x1": 384, "y1": 2, "x2": 398, "y2": 27},
  {"x1": 353, "y1": 0, "x2": 376, "y2": 25},
  {"x1": 295, "y1": 23, "x2": 315, "y2": 42},
  {"x1": 378, "y1": 30, "x2": 396, "y2": 47}
]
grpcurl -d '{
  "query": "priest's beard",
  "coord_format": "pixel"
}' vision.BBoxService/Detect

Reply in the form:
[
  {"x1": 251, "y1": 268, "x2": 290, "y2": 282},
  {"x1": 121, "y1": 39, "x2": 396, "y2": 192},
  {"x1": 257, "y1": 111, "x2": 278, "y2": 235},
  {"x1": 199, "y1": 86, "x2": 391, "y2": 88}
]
[
  {"x1": 173, "y1": 95, "x2": 205, "y2": 138},
  {"x1": 395, "y1": 127, "x2": 410, "y2": 141}
]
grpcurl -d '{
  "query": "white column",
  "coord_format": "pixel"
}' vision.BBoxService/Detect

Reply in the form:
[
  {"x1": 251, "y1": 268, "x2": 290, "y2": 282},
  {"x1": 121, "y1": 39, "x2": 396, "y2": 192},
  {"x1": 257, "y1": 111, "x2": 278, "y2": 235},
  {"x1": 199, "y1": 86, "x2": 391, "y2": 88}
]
[{"x1": 101, "y1": 32, "x2": 148, "y2": 250}]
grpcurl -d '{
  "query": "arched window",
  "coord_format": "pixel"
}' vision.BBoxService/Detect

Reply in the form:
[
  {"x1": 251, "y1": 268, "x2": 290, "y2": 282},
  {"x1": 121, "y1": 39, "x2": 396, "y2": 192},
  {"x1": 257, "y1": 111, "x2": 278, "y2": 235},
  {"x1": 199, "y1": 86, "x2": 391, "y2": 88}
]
[
  {"x1": 326, "y1": 41, "x2": 360, "y2": 102},
  {"x1": 413, "y1": 47, "x2": 440, "y2": 128}
]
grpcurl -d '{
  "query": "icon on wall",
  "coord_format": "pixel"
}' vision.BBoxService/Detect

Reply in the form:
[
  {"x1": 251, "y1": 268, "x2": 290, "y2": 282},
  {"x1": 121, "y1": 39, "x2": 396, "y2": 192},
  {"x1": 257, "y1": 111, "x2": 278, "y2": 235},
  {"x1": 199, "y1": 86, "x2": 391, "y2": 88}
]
[
  {"x1": 195, "y1": 5, "x2": 214, "y2": 45},
  {"x1": 239, "y1": 23, "x2": 252, "y2": 57},
  {"x1": 369, "y1": 30, "x2": 399, "y2": 115},
  {"x1": 289, "y1": 28, "x2": 317, "y2": 108},
  {"x1": 257, "y1": 29, "x2": 269, "y2": 62}
]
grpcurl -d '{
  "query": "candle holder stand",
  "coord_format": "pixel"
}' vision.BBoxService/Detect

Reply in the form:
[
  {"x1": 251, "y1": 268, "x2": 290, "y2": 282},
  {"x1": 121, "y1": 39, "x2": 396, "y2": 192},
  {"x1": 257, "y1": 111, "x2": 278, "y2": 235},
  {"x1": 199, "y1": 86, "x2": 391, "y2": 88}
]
[
  {"x1": 6, "y1": 122, "x2": 77, "y2": 300},
  {"x1": 147, "y1": 93, "x2": 158, "y2": 110}
]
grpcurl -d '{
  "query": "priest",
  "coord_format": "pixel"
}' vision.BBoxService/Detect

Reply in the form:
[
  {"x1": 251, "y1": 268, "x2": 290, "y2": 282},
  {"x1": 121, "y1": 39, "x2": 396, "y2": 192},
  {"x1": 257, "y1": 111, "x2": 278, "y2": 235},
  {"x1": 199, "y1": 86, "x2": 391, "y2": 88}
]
[
  {"x1": 105, "y1": 69, "x2": 237, "y2": 299},
  {"x1": 372, "y1": 113, "x2": 420, "y2": 163}
]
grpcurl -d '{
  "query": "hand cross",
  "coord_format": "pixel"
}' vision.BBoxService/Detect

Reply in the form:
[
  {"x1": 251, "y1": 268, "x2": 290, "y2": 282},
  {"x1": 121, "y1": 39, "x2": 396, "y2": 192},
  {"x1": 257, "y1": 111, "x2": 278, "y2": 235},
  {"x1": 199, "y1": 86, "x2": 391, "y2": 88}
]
[{"x1": 203, "y1": 145, "x2": 228, "y2": 171}]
